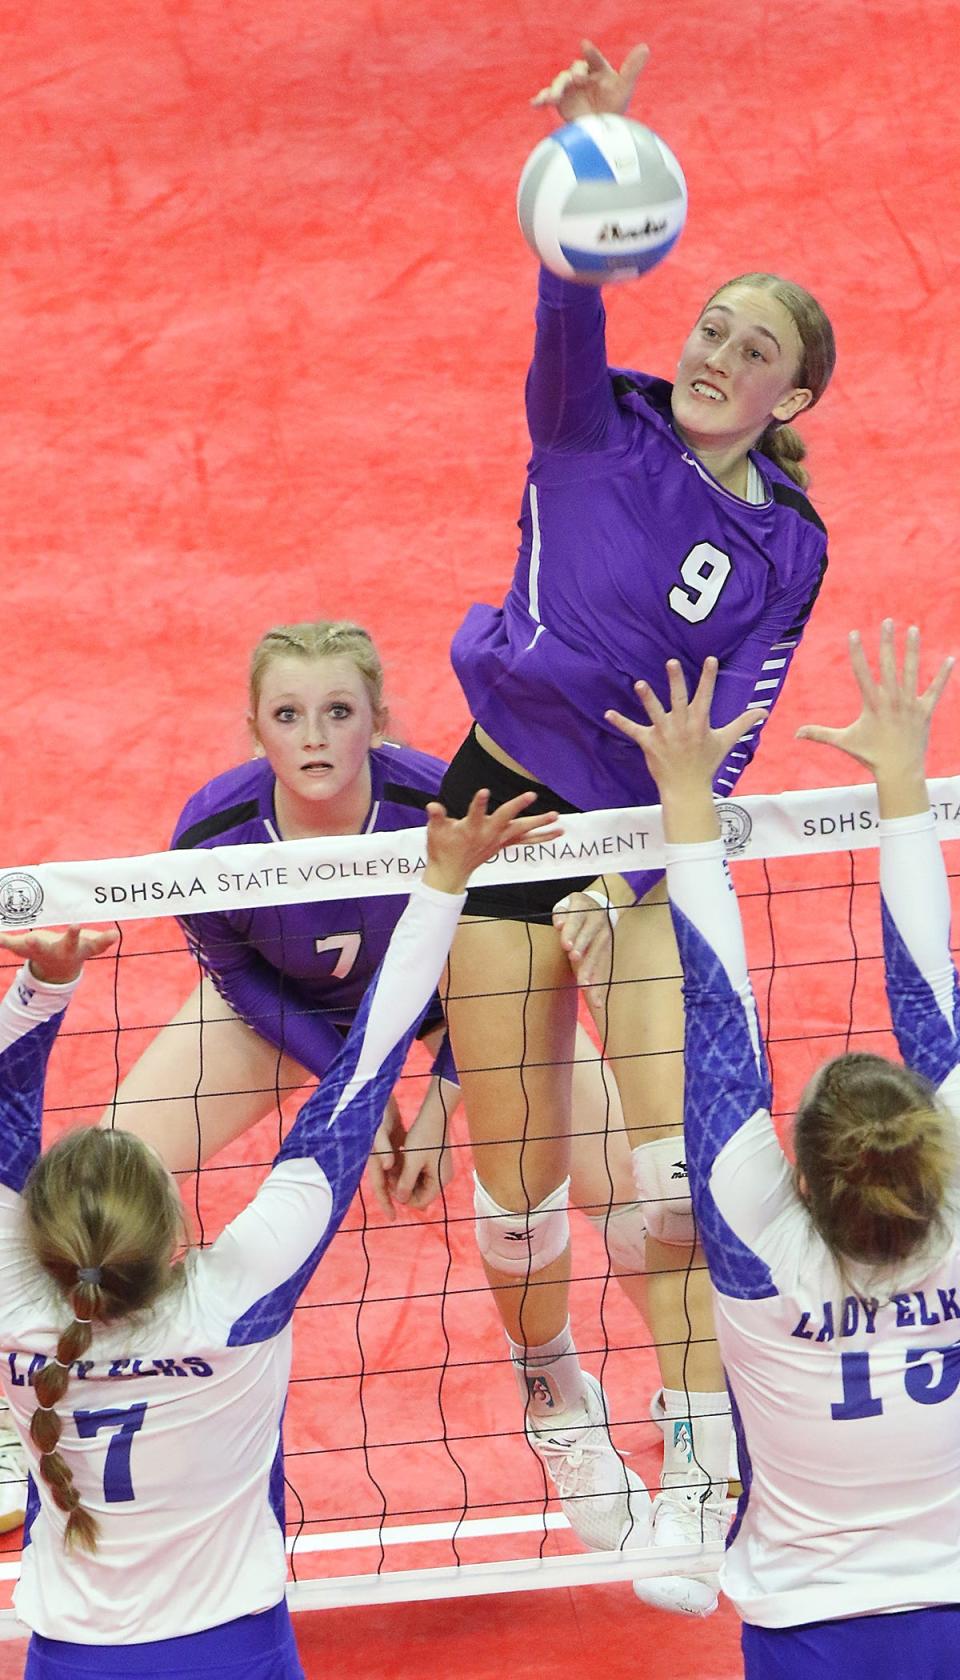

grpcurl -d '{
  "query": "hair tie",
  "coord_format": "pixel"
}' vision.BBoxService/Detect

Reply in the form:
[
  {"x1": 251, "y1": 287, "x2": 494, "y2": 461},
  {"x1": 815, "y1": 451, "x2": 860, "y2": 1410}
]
[
  {"x1": 73, "y1": 1316, "x2": 94, "y2": 1326},
  {"x1": 77, "y1": 1266, "x2": 101, "y2": 1287}
]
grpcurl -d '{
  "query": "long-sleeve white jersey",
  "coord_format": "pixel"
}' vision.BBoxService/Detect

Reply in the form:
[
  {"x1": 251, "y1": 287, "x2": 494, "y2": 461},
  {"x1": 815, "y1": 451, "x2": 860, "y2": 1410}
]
[
  {"x1": 666, "y1": 810, "x2": 960, "y2": 1629},
  {"x1": 0, "y1": 880, "x2": 464, "y2": 1645}
]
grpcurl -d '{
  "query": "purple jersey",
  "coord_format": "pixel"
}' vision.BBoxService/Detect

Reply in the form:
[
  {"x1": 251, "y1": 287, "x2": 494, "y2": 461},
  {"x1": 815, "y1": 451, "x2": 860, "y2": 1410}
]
[
  {"x1": 451, "y1": 268, "x2": 828, "y2": 814},
  {"x1": 172, "y1": 743, "x2": 451, "y2": 1082}
]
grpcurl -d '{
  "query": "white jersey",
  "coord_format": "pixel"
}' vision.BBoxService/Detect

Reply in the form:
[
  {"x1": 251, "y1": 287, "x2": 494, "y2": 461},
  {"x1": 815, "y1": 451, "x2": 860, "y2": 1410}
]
[
  {"x1": 666, "y1": 810, "x2": 960, "y2": 1629},
  {"x1": 0, "y1": 880, "x2": 464, "y2": 1645}
]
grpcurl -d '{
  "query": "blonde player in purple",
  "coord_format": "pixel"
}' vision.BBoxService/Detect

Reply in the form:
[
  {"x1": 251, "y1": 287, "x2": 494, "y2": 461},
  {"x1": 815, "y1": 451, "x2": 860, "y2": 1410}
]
[
  {"x1": 104, "y1": 617, "x2": 633, "y2": 1221},
  {"x1": 438, "y1": 38, "x2": 836, "y2": 1612},
  {"x1": 106, "y1": 620, "x2": 459, "y2": 1209},
  {"x1": 608, "y1": 621, "x2": 960, "y2": 1676},
  {"x1": 0, "y1": 791, "x2": 557, "y2": 1679}
]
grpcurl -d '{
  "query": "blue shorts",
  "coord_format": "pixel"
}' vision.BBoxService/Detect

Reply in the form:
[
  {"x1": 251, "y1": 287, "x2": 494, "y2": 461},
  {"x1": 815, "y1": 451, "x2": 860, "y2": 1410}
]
[
  {"x1": 24, "y1": 1600, "x2": 305, "y2": 1680},
  {"x1": 742, "y1": 1605, "x2": 960, "y2": 1679}
]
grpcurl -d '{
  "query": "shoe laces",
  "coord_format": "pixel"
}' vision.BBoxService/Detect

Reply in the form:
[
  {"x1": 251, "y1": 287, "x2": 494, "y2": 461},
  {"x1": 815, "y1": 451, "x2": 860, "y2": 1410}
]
[
  {"x1": 531, "y1": 1419, "x2": 628, "y2": 1497},
  {"x1": 655, "y1": 1483, "x2": 725, "y2": 1544}
]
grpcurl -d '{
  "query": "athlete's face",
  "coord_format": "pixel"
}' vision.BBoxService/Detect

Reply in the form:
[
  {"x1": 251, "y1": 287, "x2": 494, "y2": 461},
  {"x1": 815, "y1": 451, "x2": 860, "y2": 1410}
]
[
  {"x1": 671, "y1": 285, "x2": 813, "y2": 454},
  {"x1": 252, "y1": 655, "x2": 384, "y2": 809}
]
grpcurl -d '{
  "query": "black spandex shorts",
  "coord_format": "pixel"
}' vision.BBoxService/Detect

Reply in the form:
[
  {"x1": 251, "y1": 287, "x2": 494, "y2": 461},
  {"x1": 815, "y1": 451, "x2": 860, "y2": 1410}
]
[{"x1": 438, "y1": 727, "x2": 596, "y2": 924}]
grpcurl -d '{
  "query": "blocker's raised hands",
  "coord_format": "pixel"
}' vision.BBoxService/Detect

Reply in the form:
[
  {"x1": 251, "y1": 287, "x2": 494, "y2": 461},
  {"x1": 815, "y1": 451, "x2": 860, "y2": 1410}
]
[
  {"x1": 531, "y1": 39, "x2": 650, "y2": 120},
  {"x1": 607, "y1": 657, "x2": 767, "y2": 844},
  {"x1": 0, "y1": 925, "x2": 118, "y2": 985},
  {"x1": 422, "y1": 789, "x2": 562, "y2": 896},
  {"x1": 608, "y1": 658, "x2": 767, "y2": 795},
  {"x1": 796, "y1": 621, "x2": 953, "y2": 785}
]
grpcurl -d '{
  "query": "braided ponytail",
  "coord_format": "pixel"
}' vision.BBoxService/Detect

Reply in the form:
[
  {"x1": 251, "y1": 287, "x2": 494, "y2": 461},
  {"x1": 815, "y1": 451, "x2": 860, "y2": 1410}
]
[
  {"x1": 755, "y1": 421, "x2": 809, "y2": 490},
  {"x1": 30, "y1": 1282, "x2": 101, "y2": 1552},
  {"x1": 23, "y1": 1128, "x2": 186, "y2": 1555}
]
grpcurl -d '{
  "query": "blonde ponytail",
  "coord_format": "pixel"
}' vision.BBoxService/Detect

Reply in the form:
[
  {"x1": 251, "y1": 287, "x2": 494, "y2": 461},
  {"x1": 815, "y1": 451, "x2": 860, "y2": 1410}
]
[
  {"x1": 23, "y1": 1128, "x2": 186, "y2": 1554},
  {"x1": 30, "y1": 1289, "x2": 101, "y2": 1552},
  {"x1": 755, "y1": 422, "x2": 809, "y2": 490}
]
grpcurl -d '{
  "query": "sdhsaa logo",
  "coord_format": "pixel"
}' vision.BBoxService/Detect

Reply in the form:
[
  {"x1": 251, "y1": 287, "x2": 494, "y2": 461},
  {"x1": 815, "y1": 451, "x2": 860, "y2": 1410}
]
[
  {"x1": 716, "y1": 802, "x2": 753, "y2": 856},
  {"x1": 0, "y1": 873, "x2": 44, "y2": 925}
]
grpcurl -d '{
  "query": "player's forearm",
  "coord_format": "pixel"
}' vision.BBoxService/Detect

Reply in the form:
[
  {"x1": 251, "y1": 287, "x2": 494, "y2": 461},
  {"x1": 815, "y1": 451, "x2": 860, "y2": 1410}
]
[
  {"x1": 880, "y1": 810, "x2": 959, "y2": 1083},
  {"x1": 0, "y1": 966, "x2": 77, "y2": 1192},
  {"x1": 278, "y1": 881, "x2": 464, "y2": 1172},
  {"x1": 0, "y1": 966, "x2": 77, "y2": 1053},
  {"x1": 660, "y1": 780, "x2": 721, "y2": 846},
  {"x1": 875, "y1": 765, "x2": 930, "y2": 821},
  {"x1": 667, "y1": 841, "x2": 773, "y2": 1222},
  {"x1": 525, "y1": 266, "x2": 614, "y2": 450},
  {"x1": 666, "y1": 838, "x2": 752, "y2": 1002}
]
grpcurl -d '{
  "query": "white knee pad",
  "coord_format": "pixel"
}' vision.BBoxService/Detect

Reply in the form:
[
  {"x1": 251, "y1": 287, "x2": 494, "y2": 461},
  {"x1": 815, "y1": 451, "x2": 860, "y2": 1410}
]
[
  {"x1": 631, "y1": 1136, "x2": 695, "y2": 1246},
  {"x1": 585, "y1": 1201, "x2": 647, "y2": 1273},
  {"x1": 474, "y1": 1174, "x2": 571, "y2": 1276}
]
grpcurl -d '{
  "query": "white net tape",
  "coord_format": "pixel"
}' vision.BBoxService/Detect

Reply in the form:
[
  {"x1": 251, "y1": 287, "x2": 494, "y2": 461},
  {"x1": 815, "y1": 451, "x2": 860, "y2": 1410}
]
[{"x1": 4, "y1": 777, "x2": 960, "y2": 929}]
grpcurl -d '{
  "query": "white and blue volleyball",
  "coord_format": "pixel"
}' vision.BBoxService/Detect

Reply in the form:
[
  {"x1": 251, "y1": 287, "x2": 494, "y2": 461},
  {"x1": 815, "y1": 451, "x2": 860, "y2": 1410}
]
[{"x1": 517, "y1": 114, "x2": 687, "y2": 285}]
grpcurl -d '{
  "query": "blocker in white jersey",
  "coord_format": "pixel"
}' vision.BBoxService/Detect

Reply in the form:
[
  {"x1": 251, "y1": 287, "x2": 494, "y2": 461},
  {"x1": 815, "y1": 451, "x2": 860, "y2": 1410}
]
[
  {"x1": 606, "y1": 625, "x2": 960, "y2": 1677},
  {"x1": 0, "y1": 791, "x2": 556, "y2": 1677}
]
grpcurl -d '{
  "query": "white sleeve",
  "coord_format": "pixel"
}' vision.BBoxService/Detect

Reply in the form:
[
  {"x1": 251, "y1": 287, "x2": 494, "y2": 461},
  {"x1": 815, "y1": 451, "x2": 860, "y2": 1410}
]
[{"x1": 880, "y1": 809, "x2": 960, "y2": 1112}]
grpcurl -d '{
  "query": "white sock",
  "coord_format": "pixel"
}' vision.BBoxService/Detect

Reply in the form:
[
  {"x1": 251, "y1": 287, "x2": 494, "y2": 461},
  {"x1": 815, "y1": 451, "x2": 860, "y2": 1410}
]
[
  {"x1": 507, "y1": 1320, "x2": 588, "y2": 1428},
  {"x1": 660, "y1": 1387, "x2": 731, "y2": 1496}
]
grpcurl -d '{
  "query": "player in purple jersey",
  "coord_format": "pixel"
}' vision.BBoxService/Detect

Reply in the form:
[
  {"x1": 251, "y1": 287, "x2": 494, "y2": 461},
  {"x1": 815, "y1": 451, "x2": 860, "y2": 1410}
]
[
  {"x1": 0, "y1": 791, "x2": 556, "y2": 1679},
  {"x1": 438, "y1": 39, "x2": 837, "y2": 1610},
  {"x1": 103, "y1": 618, "x2": 631, "y2": 1224},
  {"x1": 609, "y1": 623, "x2": 960, "y2": 1678},
  {"x1": 104, "y1": 620, "x2": 461, "y2": 1213}
]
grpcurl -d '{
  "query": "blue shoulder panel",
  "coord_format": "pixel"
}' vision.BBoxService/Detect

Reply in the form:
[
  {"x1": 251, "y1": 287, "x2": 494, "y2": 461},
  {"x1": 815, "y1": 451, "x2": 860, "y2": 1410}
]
[
  {"x1": 226, "y1": 970, "x2": 425, "y2": 1346},
  {"x1": 672, "y1": 904, "x2": 777, "y2": 1301},
  {"x1": 882, "y1": 899, "x2": 960, "y2": 1090},
  {"x1": 0, "y1": 1013, "x2": 62, "y2": 1194}
]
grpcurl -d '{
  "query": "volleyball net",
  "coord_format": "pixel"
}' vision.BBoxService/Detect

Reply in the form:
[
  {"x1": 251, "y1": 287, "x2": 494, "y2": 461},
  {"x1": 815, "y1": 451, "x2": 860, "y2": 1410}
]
[{"x1": 2, "y1": 777, "x2": 959, "y2": 1627}]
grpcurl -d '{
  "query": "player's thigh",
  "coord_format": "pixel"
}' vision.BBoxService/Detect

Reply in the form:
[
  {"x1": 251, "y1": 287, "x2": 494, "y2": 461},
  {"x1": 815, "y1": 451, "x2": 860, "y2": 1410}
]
[
  {"x1": 588, "y1": 876, "x2": 684, "y2": 1148},
  {"x1": 568, "y1": 1020, "x2": 635, "y2": 1215},
  {"x1": 103, "y1": 980, "x2": 312, "y2": 1171},
  {"x1": 443, "y1": 915, "x2": 579, "y2": 1206}
]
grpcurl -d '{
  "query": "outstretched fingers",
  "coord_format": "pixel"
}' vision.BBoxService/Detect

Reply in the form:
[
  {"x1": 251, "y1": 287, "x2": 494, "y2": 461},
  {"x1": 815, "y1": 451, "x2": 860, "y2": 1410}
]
[
  {"x1": 578, "y1": 39, "x2": 612, "y2": 72},
  {"x1": 921, "y1": 652, "x2": 956, "y2": 714},
  {"x1": 794, "y1": 721, "x2": 843, "y2": 748},
  {"x1": 688, "y1": 655, "x2": 720, "y2": 722},
  {"x1": 900, "y1": 622, "x2": 921, "y2": 700},
  {"x1": 876, "y1": 616, "x2": 900, "y2": 696},
  {"x1": 847, "y1": 629, "x2": 880, "y2": 709},
  {"x1": 605, "y1": 704, "x2": 649, "y2": 748},
  {"x1": 716, "y1": 705, "x2": 769, "y2": 757},
  {"x1": 615, "y1": 41, "x2": 651, "y2": 90}
]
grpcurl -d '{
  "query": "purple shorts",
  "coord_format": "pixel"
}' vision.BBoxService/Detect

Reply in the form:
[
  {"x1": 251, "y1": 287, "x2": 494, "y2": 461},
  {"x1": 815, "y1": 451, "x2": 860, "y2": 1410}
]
[
  {"x1": 742, "y1": 1605, "x2": 960, "y2": 1679},
  {"x1": 24, "y1": 1601, "x2": 305, "y2": 1680}
]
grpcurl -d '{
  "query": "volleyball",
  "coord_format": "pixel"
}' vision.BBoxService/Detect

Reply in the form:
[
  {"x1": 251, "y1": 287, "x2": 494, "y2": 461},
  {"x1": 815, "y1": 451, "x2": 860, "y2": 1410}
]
[{"x1": 517, "y1": 114, "x2": 687, "y2": 285}]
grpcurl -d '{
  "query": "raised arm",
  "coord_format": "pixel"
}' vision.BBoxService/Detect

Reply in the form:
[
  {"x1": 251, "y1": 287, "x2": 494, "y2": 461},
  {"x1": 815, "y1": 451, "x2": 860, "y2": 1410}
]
[
  {"x1": 797, "y1": 621, "x2": 957, "y2": 1098},
  {"x1": 176, "y1": 908, "x2": 347, "y2": 1081},
  {"x1": 0, "y1": 928, "x2": 115, "y2": 1193},
  {"x1": 606, "y1": 663, "x2": 789, "y2": 1296},
  {"x1": 524, "y1": 40, "x2": 650, "y2": 453},
  {"x1": 199, "y1": 792, "x2": 563, "y2": 1341}
]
